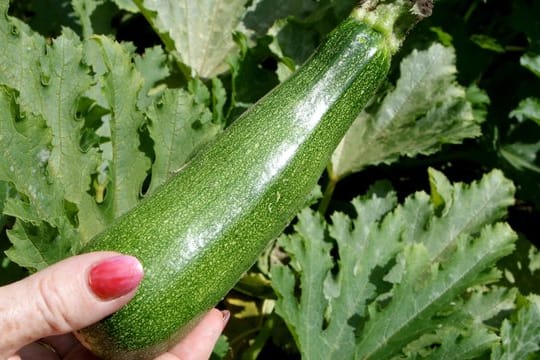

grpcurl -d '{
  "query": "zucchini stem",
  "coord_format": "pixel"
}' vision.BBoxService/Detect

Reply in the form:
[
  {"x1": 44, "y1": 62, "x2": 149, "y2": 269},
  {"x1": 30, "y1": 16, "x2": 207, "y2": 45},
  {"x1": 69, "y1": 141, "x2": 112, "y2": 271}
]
[{"x1": 351, "y1": 0, "x2": 433, "y2": 54}]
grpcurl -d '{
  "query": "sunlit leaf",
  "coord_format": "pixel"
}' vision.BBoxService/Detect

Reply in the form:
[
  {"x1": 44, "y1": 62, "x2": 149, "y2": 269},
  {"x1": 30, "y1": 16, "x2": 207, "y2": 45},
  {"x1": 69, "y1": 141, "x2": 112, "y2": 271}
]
[
  {"x1": 272, "y1": 170, "x2": 516, "y2": 359},
  {"x1": 138, "y1": 0, "x2": 248, "y2": 78},
  {"x1": 510, "y1": 97, "x2": 540, "y2": 125},
  {"x1": 330, "y1": 43, "x2": 483, "y2": 180},
  {"x1": 491, "y1": 295, "x2": 540, "y2": 360}
]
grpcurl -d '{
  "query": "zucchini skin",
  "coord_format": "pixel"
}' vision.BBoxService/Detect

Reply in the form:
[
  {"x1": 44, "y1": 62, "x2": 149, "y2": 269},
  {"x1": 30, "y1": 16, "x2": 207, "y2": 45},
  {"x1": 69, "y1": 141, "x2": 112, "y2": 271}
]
[{"x1": 77, "y1": 18, "x2": 391, "y2": 360}]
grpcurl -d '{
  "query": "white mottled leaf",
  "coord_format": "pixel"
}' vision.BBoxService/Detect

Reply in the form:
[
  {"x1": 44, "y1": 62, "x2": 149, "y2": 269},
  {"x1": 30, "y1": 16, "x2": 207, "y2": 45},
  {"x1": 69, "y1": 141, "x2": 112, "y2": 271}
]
[
  {"x1": 140, "y1": 0, "x2": 248, "y2": 78},
  {"x1": 330, "y1": 43, "x2": 483, "y2": 180}
]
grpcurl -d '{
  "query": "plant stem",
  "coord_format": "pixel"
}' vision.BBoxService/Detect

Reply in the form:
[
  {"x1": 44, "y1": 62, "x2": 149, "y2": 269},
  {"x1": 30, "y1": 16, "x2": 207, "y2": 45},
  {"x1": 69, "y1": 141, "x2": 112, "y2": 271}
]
[
  {"x1": 240, "y1": 315, "x2": 276, "y2": 360},
  {"x1": 464, "y1": 0, "x2": 479, "y2": 23},
  {"x1": 318, "y1": 175, "x2": 338, "y2": 216}
]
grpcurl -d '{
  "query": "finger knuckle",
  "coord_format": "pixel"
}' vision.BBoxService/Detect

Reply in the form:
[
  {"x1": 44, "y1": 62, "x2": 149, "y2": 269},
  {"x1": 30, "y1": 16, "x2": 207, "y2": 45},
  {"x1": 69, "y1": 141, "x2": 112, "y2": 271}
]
[{"x1": 35, "y1": 274, "x2": 75, "y2": 334}]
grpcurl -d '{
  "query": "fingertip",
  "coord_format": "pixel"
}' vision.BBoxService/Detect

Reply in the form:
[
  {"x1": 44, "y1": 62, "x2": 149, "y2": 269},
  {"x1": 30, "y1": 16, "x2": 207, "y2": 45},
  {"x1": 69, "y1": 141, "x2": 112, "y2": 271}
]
[
  {"x1": 199, "y1": 308, "x2": 228, "y2": 339},
  {"x1": 220, "y1": 309, "x2": 231, "y2": 329}
]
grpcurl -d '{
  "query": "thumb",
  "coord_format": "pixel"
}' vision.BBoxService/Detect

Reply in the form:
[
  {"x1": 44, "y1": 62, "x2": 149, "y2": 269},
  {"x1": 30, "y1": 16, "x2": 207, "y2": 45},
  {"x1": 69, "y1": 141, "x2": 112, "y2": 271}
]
[{"x1": 0, "y1": 252, "x2": 143, "y2": 357}]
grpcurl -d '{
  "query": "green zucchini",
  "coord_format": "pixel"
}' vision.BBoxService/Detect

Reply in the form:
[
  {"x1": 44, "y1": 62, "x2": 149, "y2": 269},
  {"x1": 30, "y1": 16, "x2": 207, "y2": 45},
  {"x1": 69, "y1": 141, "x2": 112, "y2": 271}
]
[{"x1": 77, "y1": 16, "x2": 392, "y2": 360}]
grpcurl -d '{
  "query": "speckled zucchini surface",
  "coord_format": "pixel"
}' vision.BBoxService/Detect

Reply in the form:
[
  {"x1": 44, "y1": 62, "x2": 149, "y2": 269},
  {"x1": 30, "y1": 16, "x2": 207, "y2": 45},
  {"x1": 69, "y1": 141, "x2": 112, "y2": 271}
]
[{"x1": 77, "y1": 17, "x2": 391, "y2": 360}]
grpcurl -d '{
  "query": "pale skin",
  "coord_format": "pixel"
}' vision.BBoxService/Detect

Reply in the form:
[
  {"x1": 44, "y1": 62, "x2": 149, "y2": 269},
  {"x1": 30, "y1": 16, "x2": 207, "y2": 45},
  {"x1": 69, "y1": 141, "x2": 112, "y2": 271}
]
[{"x1": 0, "y1": 252, "x2": 227, "y2": 360}]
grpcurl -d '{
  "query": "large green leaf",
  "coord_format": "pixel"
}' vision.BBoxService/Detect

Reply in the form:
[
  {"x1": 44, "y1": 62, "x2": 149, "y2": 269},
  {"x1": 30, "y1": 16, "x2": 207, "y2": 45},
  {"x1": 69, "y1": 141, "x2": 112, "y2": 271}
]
[
  {"x1": 71, "y1": 0, "x2": 103, "y2": 37},
  {"x1": 356, "y1": 224, "x2": 514, "y2": 359},
  {"x1": 146, "y1": 85, "x2": 224, "y2": 194},
  {"x1": 0, "y1": 86, "x2": 78, "y2": 270},
  {"x1": 272, "y1": 169, "x2": 517, "y2": 360},
  {"x1": 134, "y1": 46, "x2": 171, "y2": 110},
  {"x1": 0, "y1": 6, "x2": 106, "y2": 242},
  {"x1": 138, "y1": 0, "x2": 248, "y2": 78},
  {"x1": 89, "y1": 36, "x2": 151, "y2": 220},
  {"x1": 0, "y1": 87, "x2": 58, "y2": 224},
  {"x1": 0, "y1": 5, "x2": 149, "y2": 263},
  {"x1": 330, "y1": 43, "x2": 484, "y2": 180},
  {"x1": 417, "y1": 326, "x2": 499, "y2": 360},
  {"x1": 405, "y1": 286, "x2": 517, "y2": 360},
  {"x1": 491, "y1": 295, "x2": 540, "y2": 360}
]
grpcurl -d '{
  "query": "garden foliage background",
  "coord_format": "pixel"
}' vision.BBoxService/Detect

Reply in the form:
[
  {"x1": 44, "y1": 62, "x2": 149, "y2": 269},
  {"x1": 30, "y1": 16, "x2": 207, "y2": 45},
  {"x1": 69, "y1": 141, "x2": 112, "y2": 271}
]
[{"x1": 1, "y1": 0, "x2": 539, "y2": 358}]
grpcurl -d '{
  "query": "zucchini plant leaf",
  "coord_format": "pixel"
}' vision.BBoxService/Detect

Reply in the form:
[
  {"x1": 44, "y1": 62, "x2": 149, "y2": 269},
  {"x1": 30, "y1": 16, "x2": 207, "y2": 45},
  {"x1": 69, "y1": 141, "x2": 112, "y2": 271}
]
[
  {"x1": 0, "y1": 8, "x2": 107, "y2": 243},
  {"x1": 521, "y1": 53, "x2": 540, "y2": 78},
  {"x1": 4, "y1": 220, "x2": 76, "y2": 272},
  {"x1": 133, "y1": 45, "x2": 170, "y2": 110},
  {"x1": 491, "y1": 295, "x2": 540, "y2": 360},
  {"x1": 272, "y1": 169, "x2": 517, "y2": 360},
  {"x1": 0, "y1": 181, "x2": 6, "y2": 229},
  {"x1": 137, "y1": 0, "x2": 248, "y2": 78},
  {"x1": 403, "y1": 286, "x2": 517, "y2": 360},
  {"x1": 89, "y1": 36, "x2": 151, "y2": 220},
  {"x1": 0, "y1": 86, "x2": 79, "y2": 270},
  {"x1": 211, "y1": 335, "x2": 230, "y2": 359},
  {"x1": 356, "y1": 224, "x2": 514, "y2": 360},
  {"x1": 499, "y1": 142, "x2": 540, "y2": 174},
  {"x1": 109, "y1": 0, "x2": 139, "y2": 13},
  {"x1": 71, "y1": 0, "x2": 103, "y2": 38},
  {"x1": 498, "y1": 51, "x2": 540, "y2": 207},
  {"x1": 510, "y1": 97, "x2": 540, "y2": 125},
  {"x1": 0, "y1": 11, "x2": 95, "y2": 203},
  {"x1": 330, "y1": 43, "x2": 485, "y2": 180},
  {"x1": 530, "y1": 246, "x2": 540, "y2": 273},
  {"x1": 414, "y1": 326, "x2": 499, "y2": 360},
  {"x1": 36, "y1": 31, "x2": 106, "y2": 241},
  {"x1": 146, "y1": 84, "x2": 224, "y2": 194}
]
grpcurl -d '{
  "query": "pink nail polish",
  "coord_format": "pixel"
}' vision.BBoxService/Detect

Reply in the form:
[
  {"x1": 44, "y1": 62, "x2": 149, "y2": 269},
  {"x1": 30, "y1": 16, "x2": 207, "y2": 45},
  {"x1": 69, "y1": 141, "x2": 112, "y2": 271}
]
[{"x1": 88, "y1": 255, "x2": 144, "y2": 300}]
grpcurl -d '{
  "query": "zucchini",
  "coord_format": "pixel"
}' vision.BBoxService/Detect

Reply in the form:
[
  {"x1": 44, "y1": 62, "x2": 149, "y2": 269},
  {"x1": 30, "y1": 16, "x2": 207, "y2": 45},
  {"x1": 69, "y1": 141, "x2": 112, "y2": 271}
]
[{"x1": 77, "y1": 15, "x2": 392, "y2": 360}]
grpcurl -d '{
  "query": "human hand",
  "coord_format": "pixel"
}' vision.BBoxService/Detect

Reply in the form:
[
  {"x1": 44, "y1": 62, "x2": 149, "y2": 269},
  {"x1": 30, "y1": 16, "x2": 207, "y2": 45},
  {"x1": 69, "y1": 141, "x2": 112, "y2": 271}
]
[{"x1": 0, "y1": 252, "x2": 229, "y2": 360}]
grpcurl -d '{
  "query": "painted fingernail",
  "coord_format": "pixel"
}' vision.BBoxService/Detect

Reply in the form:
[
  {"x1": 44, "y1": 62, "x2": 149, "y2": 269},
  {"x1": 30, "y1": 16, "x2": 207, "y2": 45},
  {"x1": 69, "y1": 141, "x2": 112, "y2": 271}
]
[
  {"x1": 221, "y1": 310, "x2": 231, "y2": 328},
  {"x1": 88, "y1": 255, "x2": 144, "y2": 300}
]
